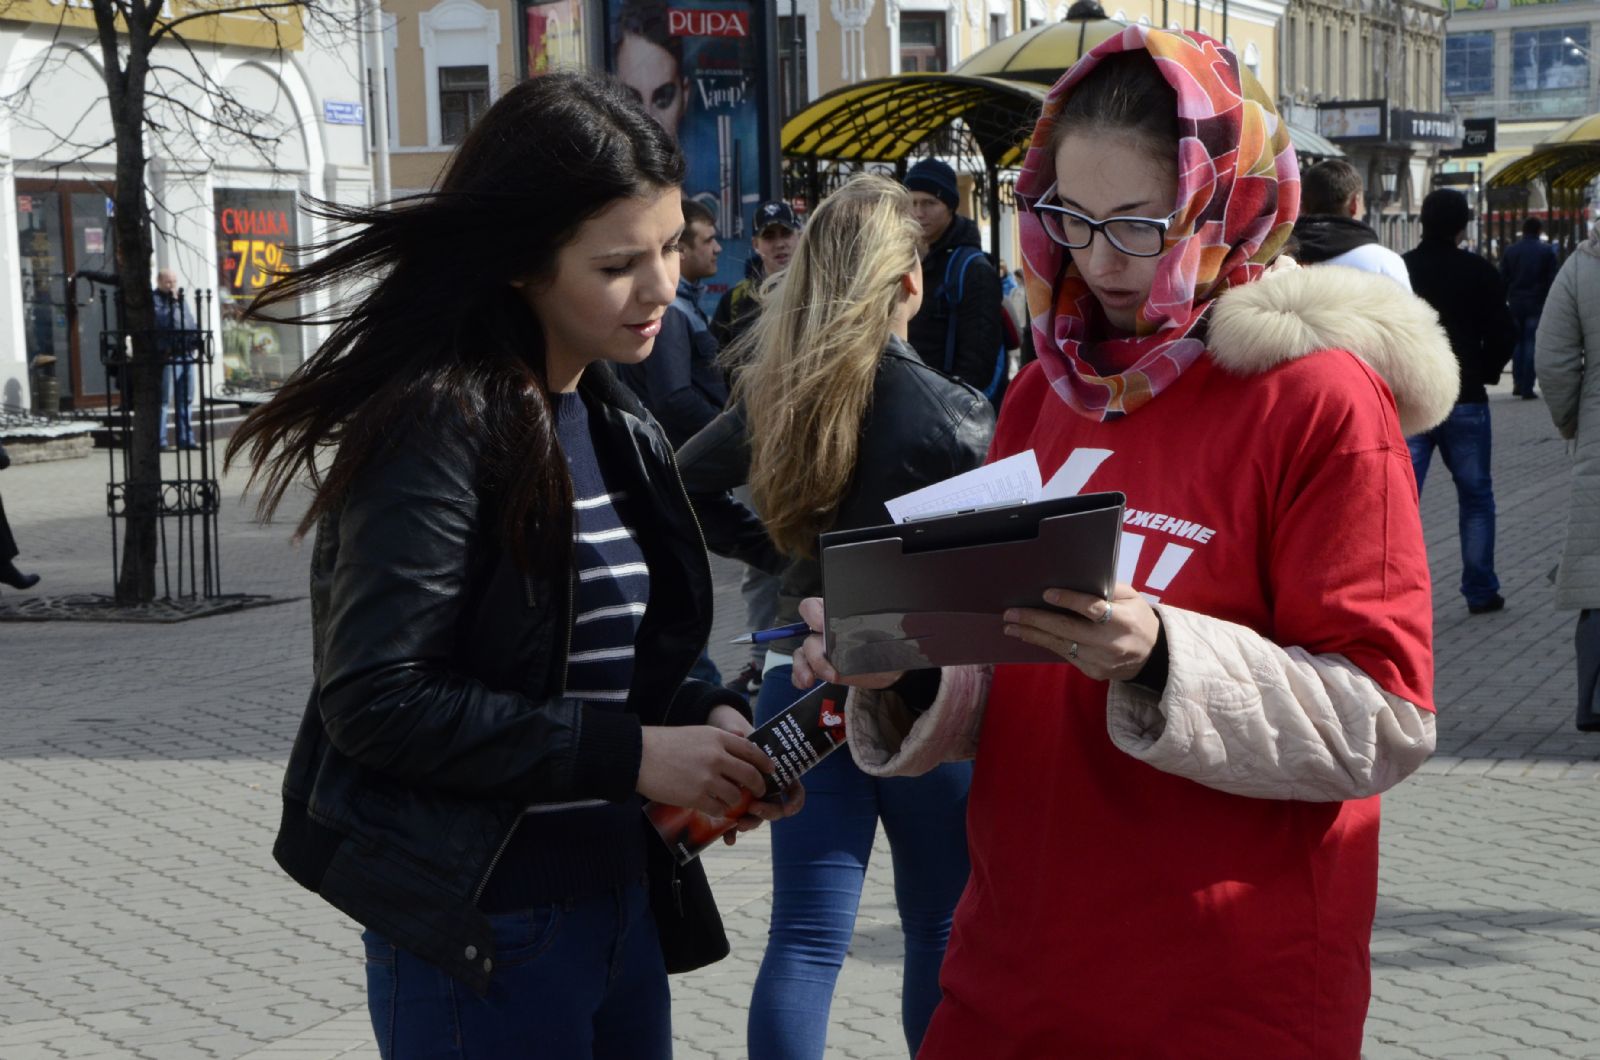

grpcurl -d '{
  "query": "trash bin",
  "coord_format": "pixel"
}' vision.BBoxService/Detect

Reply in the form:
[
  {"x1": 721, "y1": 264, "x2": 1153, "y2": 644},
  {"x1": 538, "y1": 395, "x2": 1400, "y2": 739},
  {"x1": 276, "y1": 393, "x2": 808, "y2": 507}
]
[{"x1": 30, "y1": 357, "x2": 59, "y2": 416}]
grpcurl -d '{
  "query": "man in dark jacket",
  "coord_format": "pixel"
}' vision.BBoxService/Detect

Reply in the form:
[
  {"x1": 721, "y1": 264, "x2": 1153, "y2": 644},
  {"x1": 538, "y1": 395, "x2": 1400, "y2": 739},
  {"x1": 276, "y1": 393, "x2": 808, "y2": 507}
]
[
  {"x1": 903, "y1": 158, "x2": 1007, "y2": 407},
  {"x1": 618, "y1": 198, "x2": 728, "y2": 447},
  {"x1": 1289, "y1": 159, "x2": 1410, "y2": 288},
  {"x1": 1500, "y1": 218, "x2": 1559, "y2": 399},
  {"x1": 710, "y1": 200, "x2": 799, "y2": 353},
  {"x1": 1403, "y1": 189, "x2": 1517, "y2": 615},
  {"x1": 154, "y1": 269, "x2": 200, "y2": 450}
]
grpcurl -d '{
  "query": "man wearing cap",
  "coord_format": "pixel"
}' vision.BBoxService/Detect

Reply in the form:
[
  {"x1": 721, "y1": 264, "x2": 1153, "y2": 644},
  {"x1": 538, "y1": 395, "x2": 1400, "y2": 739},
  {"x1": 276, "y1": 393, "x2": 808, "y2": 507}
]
[
  {"x1": 711, "y1": 199, "x2": 800, "y2": 354},
  {"x1": 618, "y1": 198, "x2": 728, "y2": 447},
  {"x1": 904, "y1": 157, "x2": 1007, "y2": 407}
]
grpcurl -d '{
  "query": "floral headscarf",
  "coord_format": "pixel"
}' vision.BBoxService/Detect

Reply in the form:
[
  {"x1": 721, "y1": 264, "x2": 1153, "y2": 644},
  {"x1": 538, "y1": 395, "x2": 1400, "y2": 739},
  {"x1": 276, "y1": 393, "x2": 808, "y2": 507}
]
[{"x1": 1017, "y1": 27, "x2": 1299, "y2": 420}]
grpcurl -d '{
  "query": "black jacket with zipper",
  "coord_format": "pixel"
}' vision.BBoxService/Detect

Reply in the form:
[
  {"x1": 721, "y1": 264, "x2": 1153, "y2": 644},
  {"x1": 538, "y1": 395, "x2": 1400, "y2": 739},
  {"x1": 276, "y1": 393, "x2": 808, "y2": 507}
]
[
  {"x1": 677, "y1": 336, "x2": 995, "y2": 630},
  {"x1": 272, "y1": 365, "x2": 749, "y2": 995}
]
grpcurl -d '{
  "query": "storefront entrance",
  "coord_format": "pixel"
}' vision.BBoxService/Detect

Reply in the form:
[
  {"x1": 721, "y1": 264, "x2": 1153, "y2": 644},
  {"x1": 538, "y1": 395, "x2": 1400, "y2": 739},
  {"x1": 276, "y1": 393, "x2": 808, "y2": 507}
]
[{"x1": 15, "y1": 180, "x2": 121, "y2": 411}]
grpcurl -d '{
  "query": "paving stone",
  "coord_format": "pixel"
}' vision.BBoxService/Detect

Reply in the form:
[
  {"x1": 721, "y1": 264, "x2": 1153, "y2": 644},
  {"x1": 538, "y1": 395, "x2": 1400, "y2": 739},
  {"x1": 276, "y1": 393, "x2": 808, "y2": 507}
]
[{"x1": 7, "y1": 387, "x2": 1600, "y2": 1057}]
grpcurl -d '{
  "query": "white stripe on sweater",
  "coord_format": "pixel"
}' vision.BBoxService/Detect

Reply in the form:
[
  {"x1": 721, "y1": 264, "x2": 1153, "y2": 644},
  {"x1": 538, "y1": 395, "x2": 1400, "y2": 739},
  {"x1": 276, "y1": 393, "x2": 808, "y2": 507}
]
[
  {"x1": 578, "y1": 562, "x2": 649, "y2": 582},
  {"x1": 576, "y1": 602, "x2": 649, "y2": 625}
]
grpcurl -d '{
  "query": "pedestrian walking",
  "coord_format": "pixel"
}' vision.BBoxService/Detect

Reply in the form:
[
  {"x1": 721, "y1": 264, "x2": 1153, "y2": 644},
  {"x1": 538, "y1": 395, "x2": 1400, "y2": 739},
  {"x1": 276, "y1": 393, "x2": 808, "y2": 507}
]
[
  {"x1": 1535, "y1": 225, "x2": 1600, "y2": 730},
  {"x1": 0, "y1": 440, "x2": 41, "y2": 591},
  {"x1": 678, "y1": 173, "x2": 993, "y2": 1059},
  {"x1": 1502, "y1": 218, "x2": 1559, "y2": 399},
  {"x1": 154, "y1": 269, "x2": 200, "y2": 450},
  {"x1": 792, "y1": 29, "x2": 1454, "y2": 1057},
  {"x1": 225, "y1": 72, "x2": 799, "y2": 1060},
  {"x1": 1290, "y1": 158, "x2": 1410, "y2": 288},
  {"x1": 903, "y1": 158, "x2": 1010, "y2": 407},
  {"x1": 1404, "y1": 189, "x2": 1517, "y2": 615}
]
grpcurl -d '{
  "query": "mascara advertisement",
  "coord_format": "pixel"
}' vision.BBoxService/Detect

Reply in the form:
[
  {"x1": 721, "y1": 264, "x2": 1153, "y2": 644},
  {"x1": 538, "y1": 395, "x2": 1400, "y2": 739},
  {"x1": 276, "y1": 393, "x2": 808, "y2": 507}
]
[
  {"x1": 606, "y1": 0, "x2": 768, "y2": 307},
  {"x1": 645, "y1": 682, "x2": 849, "y2": 864}
]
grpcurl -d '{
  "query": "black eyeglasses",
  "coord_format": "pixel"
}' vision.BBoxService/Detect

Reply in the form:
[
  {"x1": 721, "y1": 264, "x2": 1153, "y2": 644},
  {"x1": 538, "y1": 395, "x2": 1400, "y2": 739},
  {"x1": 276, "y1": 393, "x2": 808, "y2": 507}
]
[{"x1": 1029, "y1": 196, "x2": 1178, "y2": 258}]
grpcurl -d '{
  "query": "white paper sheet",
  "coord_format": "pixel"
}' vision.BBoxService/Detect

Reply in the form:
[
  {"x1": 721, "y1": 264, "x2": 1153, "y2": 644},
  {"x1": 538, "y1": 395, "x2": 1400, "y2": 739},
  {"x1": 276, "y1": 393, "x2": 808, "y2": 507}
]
[{"x1": 884, "y1": 450, "x2": 1042, "y2": 524}]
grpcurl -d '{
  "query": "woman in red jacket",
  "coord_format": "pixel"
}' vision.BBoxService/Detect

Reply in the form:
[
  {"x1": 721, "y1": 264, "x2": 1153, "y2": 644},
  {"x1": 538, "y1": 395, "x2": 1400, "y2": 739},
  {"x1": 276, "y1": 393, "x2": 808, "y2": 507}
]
[{"x1": 794, "y1": 28, "x2": 1459, "y2": 1058}]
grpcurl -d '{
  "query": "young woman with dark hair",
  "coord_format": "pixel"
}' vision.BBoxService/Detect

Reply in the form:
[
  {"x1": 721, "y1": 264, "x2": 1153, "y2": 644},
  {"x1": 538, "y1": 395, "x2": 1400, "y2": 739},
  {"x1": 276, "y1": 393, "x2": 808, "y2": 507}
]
[
  {"x1": 227, "y1": 72, "x2": 797, "y2": 1058},
  {"x1": 794, "y1": 30, "x2": 1458, "y2": 1056}
]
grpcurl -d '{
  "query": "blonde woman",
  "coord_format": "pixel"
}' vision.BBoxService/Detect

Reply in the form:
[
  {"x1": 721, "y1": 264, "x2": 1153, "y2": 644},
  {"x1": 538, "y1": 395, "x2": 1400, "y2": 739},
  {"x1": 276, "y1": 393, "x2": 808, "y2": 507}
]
[{"x1": 677, "y1": 173, "x2": 995, "y2": 1059}]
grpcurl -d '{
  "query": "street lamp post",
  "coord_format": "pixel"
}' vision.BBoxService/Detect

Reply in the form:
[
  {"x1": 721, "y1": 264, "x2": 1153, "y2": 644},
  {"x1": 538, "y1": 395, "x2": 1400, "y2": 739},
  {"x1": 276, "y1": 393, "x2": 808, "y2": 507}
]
[{"x1": 789, "y1": 0, "x2": 801, "y2": 124}]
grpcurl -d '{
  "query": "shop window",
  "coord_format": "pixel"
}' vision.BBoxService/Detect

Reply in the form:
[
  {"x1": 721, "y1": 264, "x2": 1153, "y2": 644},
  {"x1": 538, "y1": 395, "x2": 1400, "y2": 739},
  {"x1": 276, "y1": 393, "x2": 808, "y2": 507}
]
[
  {"x1": 1512, "y1": 26, "x2": 1587, "y2": 93},
  {"x1": 901, "y1": 13, "x2": 946, "y2": 73},
  {"x1": 440, "y1": 65, "x2": 490, "y2": 144},
  {"x1": 215, "y1": 188, "x2": 303, "y2": 391}
]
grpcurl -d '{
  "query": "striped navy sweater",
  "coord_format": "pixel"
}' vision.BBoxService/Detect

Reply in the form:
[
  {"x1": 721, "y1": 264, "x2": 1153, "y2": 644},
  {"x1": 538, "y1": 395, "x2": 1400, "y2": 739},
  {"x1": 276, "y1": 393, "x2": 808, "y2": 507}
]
[{"x1": 478, "y1": 392, "x2": 650, "y2": 911}]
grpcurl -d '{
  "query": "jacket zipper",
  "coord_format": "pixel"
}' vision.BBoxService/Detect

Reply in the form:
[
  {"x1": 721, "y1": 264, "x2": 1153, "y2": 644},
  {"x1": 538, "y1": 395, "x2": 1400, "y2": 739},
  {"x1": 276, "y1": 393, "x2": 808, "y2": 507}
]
[{"x1": 476, "y1": 516, "x2": 578, "y2": 906}]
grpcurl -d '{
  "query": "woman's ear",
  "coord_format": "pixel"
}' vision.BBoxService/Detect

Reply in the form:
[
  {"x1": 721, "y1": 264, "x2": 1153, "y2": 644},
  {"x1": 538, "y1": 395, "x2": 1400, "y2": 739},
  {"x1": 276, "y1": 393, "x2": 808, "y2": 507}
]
[{"x1": 901, "y1": 265, "x2": 923, "y2": 301}]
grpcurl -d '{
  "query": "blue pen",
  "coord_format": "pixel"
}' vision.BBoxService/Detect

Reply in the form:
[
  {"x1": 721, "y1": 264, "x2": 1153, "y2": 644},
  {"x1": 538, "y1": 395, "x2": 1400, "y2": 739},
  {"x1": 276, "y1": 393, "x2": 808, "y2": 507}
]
[{"x1": 729, "y1": 620, "x2": 815, "y2": 646}]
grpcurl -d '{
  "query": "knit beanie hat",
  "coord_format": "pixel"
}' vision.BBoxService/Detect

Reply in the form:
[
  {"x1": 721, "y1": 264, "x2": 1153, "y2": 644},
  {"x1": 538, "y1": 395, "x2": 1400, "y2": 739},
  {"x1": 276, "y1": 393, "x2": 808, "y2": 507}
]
[{"x1": 905, "y1": 158, "x2": 959, "y2": 212}]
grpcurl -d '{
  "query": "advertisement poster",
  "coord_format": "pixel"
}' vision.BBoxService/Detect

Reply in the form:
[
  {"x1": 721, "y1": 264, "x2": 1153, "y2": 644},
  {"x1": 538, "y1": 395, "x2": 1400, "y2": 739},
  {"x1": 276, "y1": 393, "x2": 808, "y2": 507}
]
[
  {"x1": 527, "y1": 0, "x2": 585, "y2": 75},
  {"x1": 607, "y1": 0, "x2": 766, "y2": 308},
  {"x1": 214, "y1": 188, "x2": 301, "y2": 391}
]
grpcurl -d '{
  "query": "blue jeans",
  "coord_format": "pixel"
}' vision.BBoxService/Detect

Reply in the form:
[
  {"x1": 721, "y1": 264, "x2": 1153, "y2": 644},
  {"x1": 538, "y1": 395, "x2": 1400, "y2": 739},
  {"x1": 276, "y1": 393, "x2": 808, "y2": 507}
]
[
  {"x1": 362, "y1": 882, "x2": 670, "y2": 1059},
  {"x1": 158, "y1": 361, "x2": 195, "y2": 448},
  {"x1": 1511, "y1": 309, "x2": 1540, "y2": 396},
  {"x1": 1409, "y1": 402, "x2": 1499, "y2": 606},
  {"x1": 747, "y1": 664, "x2": 971, "y2": 1060}
]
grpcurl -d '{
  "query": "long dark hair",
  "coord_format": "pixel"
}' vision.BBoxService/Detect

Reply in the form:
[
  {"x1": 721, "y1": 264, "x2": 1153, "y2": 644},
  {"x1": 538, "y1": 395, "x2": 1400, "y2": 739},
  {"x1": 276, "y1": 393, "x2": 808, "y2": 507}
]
[{"x1": 226, "y1": 73, "x2": 684, "y2": 569}]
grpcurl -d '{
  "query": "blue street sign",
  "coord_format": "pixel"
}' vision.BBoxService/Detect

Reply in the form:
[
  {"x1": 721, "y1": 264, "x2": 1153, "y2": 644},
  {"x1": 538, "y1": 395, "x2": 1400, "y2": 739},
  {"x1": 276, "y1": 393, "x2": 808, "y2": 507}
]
[{"x1": 323, "y1": 100, "x2": 366, "y2": 126}]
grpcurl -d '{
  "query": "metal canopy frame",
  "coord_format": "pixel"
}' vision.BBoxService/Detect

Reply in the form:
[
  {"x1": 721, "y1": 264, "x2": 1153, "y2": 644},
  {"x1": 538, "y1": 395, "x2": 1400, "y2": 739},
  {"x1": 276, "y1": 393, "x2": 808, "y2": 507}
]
[{"x1": 780, "y1": 73, "x2": 1047, "y2": 263}]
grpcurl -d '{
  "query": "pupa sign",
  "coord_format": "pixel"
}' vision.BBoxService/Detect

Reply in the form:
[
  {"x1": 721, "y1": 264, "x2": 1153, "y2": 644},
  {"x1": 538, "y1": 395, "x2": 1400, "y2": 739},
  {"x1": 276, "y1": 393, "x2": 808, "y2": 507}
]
[{"x1": 668, "y1": 8, "x2": 749, "y2": 36}]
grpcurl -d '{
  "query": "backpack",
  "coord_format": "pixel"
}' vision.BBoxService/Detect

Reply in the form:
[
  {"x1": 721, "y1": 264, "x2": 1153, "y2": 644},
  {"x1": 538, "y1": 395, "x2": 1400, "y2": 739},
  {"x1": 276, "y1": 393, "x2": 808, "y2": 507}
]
[{"x1": 938, "y1": 245, "x2": 1011, "y2": 402}]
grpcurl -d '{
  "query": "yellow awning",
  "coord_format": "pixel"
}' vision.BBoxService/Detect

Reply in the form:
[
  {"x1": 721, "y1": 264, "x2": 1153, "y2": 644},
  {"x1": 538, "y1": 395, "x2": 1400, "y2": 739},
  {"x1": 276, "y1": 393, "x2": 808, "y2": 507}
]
[
  {"x1": 781, "y1": 74, "x2": 1047, "y2": 168},
  {"x1": 952, "y1": 18, "x2": 1128, "y2": 85},
  {"x1": 1543, "y1": 112, "x2": 1600, "y2": 145},
  {"x1": 1488, "y1": 113, "x2": 1600, "y2": 190}
]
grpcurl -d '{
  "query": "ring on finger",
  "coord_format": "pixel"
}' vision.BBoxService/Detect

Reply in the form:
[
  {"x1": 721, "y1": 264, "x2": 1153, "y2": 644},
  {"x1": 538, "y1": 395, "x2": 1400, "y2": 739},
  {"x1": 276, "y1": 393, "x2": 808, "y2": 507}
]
[
  {"x1": 1068, "y1": 641, "x2": 1079, "y2": 659},
  {"x1": 1095, "y1": 601, "x2": 1114, "y2": 625}
]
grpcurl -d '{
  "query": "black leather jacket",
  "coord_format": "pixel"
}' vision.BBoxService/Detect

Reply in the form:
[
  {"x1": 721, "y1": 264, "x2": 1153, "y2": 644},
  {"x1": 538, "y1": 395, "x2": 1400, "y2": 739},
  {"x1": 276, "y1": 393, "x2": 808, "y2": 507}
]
[
  {"x1": 678, "y1": 336, "x2": 996, "y2": 625},
  {"x1": 273, "y1": 366, "x2": 746, "y2": 995}
]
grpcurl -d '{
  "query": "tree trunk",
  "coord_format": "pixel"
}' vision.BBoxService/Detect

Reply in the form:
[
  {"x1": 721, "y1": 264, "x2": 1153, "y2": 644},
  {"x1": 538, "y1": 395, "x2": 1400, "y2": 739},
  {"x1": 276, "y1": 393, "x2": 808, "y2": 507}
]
[{"x1": 99, "y1": 5, "x2": 163, "y2": 604}]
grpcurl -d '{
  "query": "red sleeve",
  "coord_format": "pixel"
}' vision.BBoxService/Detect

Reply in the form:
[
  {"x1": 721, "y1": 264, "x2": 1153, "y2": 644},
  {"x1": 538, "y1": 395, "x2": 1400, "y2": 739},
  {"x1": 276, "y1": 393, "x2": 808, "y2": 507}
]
[{"x1": 1263, "y1": 352, "x2": 1435, "y2": 712}]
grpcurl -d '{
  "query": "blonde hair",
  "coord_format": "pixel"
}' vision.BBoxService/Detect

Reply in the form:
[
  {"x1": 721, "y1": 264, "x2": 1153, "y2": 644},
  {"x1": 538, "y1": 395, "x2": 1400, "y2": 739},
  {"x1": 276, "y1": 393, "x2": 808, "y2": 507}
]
[{"x1": 730, "y1": 172, "x2": 922, "y2": 557}]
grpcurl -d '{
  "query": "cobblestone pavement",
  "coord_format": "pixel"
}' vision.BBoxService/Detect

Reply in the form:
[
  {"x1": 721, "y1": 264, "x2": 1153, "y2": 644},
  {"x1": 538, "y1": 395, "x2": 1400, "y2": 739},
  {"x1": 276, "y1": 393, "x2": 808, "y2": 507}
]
[{"x1": 2, "y1": 382, "x2": 1598, "y2": 1059}]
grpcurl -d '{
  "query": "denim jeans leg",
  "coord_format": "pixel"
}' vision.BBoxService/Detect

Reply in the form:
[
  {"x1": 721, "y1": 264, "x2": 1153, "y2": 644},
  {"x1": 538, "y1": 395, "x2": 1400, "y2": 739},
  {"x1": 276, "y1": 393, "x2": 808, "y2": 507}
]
[
  {"x1": 174, "y1": 362, "x2": 195, "y2": 446},
  {"x1": 592, "y1": 885, "x2": 672, "y2": 1060},
  {"x1": 361, "y1": 886, "x2": 670, "y2": 1059},
  {"x1": 1512, "y1": 312, "x2": 1539, "y2": 395},
  {"x1": 748, "y1": 664, "x2": 880, "y2": 1060},
  {"x1": 1435, "y1": 403, "x2": 1499, "y2": 605},
  {"x1": 877, "y1": 760, "x2": 972, "y2": 1055},
  {"x1": 1406, "y1": 431, "x2": 1436, "y2": 495},
  {"x1": 158, "y1": 364, "x2": 174, "y2": 447}
]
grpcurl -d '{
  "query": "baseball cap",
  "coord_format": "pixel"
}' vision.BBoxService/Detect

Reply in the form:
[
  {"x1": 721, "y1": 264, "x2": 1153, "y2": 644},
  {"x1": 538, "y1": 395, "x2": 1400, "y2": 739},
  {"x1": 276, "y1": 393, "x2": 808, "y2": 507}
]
[{"x1": 754, "y1": 200, "x2": 801, "y2": 233}]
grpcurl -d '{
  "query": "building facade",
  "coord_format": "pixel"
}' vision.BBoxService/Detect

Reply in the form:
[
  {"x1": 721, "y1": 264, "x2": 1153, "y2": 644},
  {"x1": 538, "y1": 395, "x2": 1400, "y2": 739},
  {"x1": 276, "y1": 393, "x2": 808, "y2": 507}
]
[
  {"x1": 1, "y1": 0, "x2": 378, "y2": 413},
  {"x1": 1440, "y1": 0, "x2": 1600, "y2": 246},
  {"x1": 1277, "y1": 0, "x2": 1451, "y2": 250}
]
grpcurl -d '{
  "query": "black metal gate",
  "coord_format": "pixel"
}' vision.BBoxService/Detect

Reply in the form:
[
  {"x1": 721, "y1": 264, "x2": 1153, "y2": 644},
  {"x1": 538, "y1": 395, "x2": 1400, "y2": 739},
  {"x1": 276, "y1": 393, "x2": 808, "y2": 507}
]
[{"x1": 100, "y1": 287, "x2": 223, "y2": 601}]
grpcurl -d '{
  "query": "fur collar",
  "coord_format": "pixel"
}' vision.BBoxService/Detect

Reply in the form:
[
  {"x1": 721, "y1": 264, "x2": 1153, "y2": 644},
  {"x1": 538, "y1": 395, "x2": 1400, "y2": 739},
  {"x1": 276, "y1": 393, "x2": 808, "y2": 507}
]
[{"x1": 1208, "y1": 261, "x2": 1458, "y2": 435}]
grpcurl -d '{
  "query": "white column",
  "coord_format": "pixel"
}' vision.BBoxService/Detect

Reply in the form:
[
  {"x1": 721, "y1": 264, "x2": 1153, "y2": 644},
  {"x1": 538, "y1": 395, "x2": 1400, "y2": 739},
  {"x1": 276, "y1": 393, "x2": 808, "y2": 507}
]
[{"x1": 0, "y1": 151, "x2": 29, "y2": 412}]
